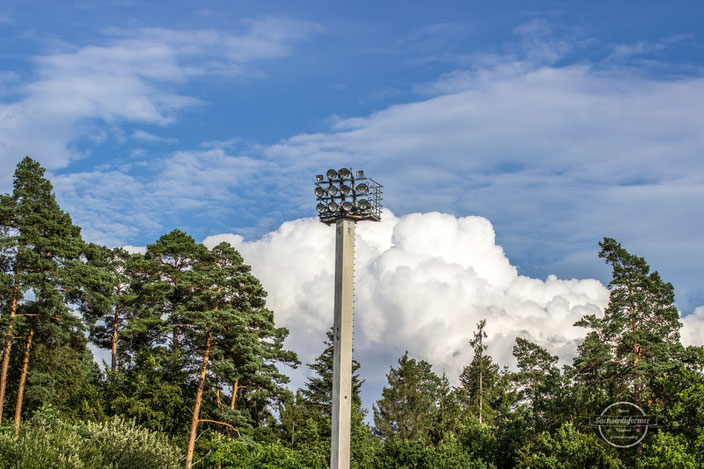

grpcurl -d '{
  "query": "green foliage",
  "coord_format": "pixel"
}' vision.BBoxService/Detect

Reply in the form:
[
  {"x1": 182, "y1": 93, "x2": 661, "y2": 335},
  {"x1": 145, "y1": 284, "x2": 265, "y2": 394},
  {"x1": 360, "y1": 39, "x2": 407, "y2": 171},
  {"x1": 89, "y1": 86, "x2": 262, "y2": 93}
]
[
  {"x1": 428, "y1": 373, "x2": 462, "y2": 445},
  {"x1": 374, "y1": 438, "x2": 492, "y2": 469},
  {"x1": 0, "y1": 406, "x2": 182, "y2": 469},
  {"x1": 455, "y1": 414, "x2": 498, "y2": 464},
  {"x1": 301, "y1": 327, "x2": 364, "y2": 413},
  {"x1": 24, "y1": 342, "x2": 104, "y2": 423},
  {"x1": 515, "y1": 422, "x2": 621, "y2": 469},
  {"x1": 374, "y1": 351, "x2": 442, "y2": 442},
  {"x1": 664, "y1": 362, "x2": 704, "y2": 457},
  {"x1": 77, "y1": 417, "x2": 182, "y2": 468},
  {"x1": 641, "y1": 431, "x2": 700, "y2": 468},
  {"x1": 573, "y1": 238, "x2": 683, "y2": 413},
  {"x1": 278, "y1": 328, "x2": 376, "y2": 469},
  {"x1": 0, "y1": 406, "x2": 84, "y2": 469},
  {"x1": 203, "y1": 438, "x2": 307, "y2": 469},
  {"x1": 105, "y1": 347, "x2": 189, "y2": 434},
  {"x1": 0, "y1": 156, "x2": 89, "y2": 427},
  {"x1": 491, "y1": 406, "x2": 531, "y2": 469},
  {"x1": 512, "y1": 337, "x2": 565, "y2": 432},
  {"x1": 78, "y1": 244, "x2": 138, "y2": 370},
  {"x1": 460, "y1": 319, "x2": 502, "y2": 425}
]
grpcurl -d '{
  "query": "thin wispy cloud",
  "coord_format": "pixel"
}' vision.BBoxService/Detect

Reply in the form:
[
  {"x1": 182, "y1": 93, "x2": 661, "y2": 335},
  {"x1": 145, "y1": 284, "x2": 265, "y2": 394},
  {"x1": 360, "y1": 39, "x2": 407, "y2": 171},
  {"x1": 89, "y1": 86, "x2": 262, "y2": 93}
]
[
  {"x1": 0, "y1": 16, "x2": 322, "y2": 188},
  {"x1": 48, "y1": 38, "x2": 704, "y2": 315},
  {"x1": 131, "y1": 130, "x2": 178, "y2": 144}
]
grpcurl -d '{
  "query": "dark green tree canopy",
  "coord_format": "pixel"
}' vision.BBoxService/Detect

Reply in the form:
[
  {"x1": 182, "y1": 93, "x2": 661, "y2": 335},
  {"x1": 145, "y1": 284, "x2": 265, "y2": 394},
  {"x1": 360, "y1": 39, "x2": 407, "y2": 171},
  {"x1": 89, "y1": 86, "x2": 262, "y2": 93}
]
[{"x1": 373, "y1": 351, "x2": 442, "y2": 442}]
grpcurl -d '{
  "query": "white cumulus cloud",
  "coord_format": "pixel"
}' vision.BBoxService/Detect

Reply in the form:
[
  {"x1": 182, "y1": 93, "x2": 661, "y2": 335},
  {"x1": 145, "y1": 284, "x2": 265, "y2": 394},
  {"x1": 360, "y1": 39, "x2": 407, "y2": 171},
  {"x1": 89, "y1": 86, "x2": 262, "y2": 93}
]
[
  {"x1": 204, "y1": 210, "x2": 614, "y2": 406},
  {"x1": 681, "y1": 306, "x2": 704, "y2": 348}
]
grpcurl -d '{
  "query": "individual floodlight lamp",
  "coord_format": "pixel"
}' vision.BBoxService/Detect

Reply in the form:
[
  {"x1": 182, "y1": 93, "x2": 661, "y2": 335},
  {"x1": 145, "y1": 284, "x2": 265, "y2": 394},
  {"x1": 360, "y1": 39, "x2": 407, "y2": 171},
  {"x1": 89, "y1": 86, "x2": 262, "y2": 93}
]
[
  {"x1": 339, "y1": 184, "x2": 351, "y2": 195},
  {"x1": 316, "y1": 174, "x2": 324, "y2": 181},
  {"x1": 315, "y1": 187, "x2": 326, "y2": 197},
  {"x1": 342, "y1": 201, "x2": 353, "y2": 212},
  {"x1": 326, "y1": 169, "x2": 338, "y2": 179},
  {"x1": 357, "y1": 199, "x2": 370, "y2": 210},
  {"x1": 356, "y1": 170, "x2": 364, "y2": 177},
  {"x1": 355, "y1": 183, "x2": 368, "y2": 195},
  {"x1": 317, "y1": 203, "x2": 327, "y2": 214},
  {"x1": 339, "y1": 168, "x2": 351, "y2": 179}
]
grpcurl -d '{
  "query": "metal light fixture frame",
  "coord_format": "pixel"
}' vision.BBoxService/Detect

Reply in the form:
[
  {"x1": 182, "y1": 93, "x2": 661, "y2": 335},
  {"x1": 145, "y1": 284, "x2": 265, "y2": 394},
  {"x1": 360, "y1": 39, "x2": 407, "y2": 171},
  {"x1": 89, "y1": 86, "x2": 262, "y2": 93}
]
[{"x1": 314, "y1": 168, "x2": 382, "y2": 224}]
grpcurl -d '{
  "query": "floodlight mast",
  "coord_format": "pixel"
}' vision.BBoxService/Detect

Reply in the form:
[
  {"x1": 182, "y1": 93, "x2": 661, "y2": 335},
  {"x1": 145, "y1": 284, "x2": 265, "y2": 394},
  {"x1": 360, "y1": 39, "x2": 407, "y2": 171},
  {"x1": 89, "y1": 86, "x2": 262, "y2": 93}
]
[{"x1": 314, "y1": 168, "x2": 381, "y2": 469}]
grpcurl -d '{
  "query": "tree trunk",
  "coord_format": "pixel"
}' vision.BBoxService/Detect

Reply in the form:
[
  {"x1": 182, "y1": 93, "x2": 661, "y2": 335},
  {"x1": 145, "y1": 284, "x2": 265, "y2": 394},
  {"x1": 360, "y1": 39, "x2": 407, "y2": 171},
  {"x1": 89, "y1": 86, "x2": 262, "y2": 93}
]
[
  {"x1": 230, "y1": 378, "x2": 239, "y2": 409},
  {"x1": 185, "y1": 329, "x2": 213, "y2": 469},
  {"x1": 634, "y1": 377, "x2": 643, "y2": 458},
  {"x1": 479, "y1": 366, "x2": 483, "y2": 424},
  {"x1": 111, "y1": 308, "x2": 120, "y2": 371},
  {"x1": 0, "y1": 282, "x2": 20, "y2": 425},
  {"x1": 14, "y1": 327, "x2": 34, "y2": 436}
]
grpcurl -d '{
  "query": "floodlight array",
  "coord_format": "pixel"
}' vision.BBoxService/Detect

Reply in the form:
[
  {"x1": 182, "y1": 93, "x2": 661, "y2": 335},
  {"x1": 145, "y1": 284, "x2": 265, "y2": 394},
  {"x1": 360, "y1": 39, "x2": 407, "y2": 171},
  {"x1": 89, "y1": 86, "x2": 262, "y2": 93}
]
[{"x1": 315, "y1": 168, "x2": 382, "y2": 223}]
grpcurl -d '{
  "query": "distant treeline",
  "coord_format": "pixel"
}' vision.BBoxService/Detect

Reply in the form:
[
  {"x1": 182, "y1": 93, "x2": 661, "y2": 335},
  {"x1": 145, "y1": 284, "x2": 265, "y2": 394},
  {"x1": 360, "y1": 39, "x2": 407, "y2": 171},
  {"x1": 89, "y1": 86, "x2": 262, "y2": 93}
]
[{"x1": 0, "y1": 157, "x2": 702, "y2": 468}]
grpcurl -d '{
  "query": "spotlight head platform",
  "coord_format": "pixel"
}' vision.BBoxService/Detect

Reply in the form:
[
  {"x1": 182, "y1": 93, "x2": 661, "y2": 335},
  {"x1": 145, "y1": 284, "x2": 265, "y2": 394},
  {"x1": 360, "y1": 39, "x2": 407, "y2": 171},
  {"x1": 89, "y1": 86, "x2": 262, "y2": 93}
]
[{"x1": 314, "y1": 167, "x2": 382, "y2": 224}]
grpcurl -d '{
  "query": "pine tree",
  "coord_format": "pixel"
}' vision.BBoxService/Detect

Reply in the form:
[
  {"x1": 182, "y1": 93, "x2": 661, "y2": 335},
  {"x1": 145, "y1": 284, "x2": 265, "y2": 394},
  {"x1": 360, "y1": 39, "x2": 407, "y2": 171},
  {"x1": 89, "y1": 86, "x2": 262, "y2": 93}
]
[
  {"x1": 430, "y1": 372, "x2": 464, "y2": 445},
  {"x1": 373, "y1": 351, "x2": 442, "y2": 442},
  {"x1": 0, "y1": 157, "x2": 84, "y2": 430},
  {"x1": 512, "y1": 337, "x2": 562, "y2": 432},
  {"x1": 79, "y1": 244, "x2": 138, "y2": 371},
  {"x1": 460, "y1": 319, "x2": 501, "y2": 424},
  {"x1": 146, "y1": 238, "x2": 299, "y2": 469},
  {"x1": 301, "y1": 327, "x2": 364, "y2": 415},
  {"x1": 142, "y1": 229, "x2": 205, "y2": 353},
  {"x1": 573, "y1": 238, "x2": 684, "y2": 413},
  {"x1": 206, "y1": 242, "x2": 299, "y2": 430},
  {"x1": 280, "y1": 328, "x2": 373, "y2": 468}
]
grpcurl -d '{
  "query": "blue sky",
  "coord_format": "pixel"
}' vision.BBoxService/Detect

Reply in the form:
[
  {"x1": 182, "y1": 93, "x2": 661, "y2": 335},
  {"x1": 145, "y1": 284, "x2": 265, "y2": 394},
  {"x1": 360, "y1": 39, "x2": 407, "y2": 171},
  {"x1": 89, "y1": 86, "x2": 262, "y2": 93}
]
[{"x1": 2, "y1": 1, "x2": 704, "y2": 400}]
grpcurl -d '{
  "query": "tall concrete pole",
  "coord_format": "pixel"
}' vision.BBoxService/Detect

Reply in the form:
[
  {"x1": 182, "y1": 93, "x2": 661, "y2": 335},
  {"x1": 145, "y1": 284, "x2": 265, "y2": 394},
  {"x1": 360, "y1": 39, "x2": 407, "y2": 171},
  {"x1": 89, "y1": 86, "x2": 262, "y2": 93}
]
[{"x1": 331, "y1": 217, "x2": 355, "y2": 469}]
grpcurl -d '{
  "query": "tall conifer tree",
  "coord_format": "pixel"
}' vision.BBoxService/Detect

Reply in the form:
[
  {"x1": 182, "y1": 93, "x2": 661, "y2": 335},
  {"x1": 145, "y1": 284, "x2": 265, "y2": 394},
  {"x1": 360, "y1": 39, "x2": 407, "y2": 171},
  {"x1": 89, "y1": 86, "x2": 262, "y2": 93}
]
[
  {"x1": 460, "y1": 319, "x2": 501, "y2": 424},
  {"x1": 573, "y1": 238, "x2": 684, "y2": 412},
  {"x1": 373, "y1": 351, "x2": 442, "y2": 442},
  {"x1": 0, "y1": 157, "x2": 84, "y2": 429},
  {"x1": 301, "y1": 327, "x2": 364, "y2": 414}
]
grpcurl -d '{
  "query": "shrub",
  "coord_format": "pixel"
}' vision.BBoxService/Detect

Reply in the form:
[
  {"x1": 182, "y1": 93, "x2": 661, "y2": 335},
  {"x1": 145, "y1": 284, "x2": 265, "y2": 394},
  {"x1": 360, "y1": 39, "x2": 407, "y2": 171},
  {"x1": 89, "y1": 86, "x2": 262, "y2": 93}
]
[
  {"x1": 0, "y1": 406, "x2": 182, "y2": 469},
  {"x1": 0, "y1": 406, "x2": 84, "y2": 469},
  {"x1": 77, "y1": 417, "x2": 182, "y2": 468},
  {"x1": 641, "y1": 431, "x2": 699, "y2": 469},
  {"x1": 515, "y1": 422, "x2": 621, "y2": 469},
  {"x1": 204, "y1": 438, "x2": 306, "y2": 469}
]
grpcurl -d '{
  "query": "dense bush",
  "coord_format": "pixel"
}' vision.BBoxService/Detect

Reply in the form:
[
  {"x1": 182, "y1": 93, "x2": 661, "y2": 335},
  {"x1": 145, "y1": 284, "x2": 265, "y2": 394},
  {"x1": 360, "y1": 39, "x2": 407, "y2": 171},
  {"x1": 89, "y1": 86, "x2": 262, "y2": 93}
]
[
  {"x1": 374, "y1": 438, "x2": 493, "y2": 469},
  {"x1": 515, "y1": 422, "x2": 621, "y2": 469},
  {"x1": 0, "y1": 406, "x2": 182, "y2": 469},
  {"x1": 641, "y1": 431, "x2": 700, "y2": 469},
  {"x1": 203, "y1": 438, "x2": 306, "y2": 469}
]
